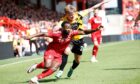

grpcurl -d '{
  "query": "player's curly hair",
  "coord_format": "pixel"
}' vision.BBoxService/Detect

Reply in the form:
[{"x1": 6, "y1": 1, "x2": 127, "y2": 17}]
[{"x1": 61, "y1": 21, "x2": 70, "y2": 28}]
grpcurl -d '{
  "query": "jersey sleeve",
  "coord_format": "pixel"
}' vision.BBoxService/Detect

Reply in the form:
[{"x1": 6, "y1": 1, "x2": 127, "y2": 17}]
[
  {"x1": 47, "y1": 30, "x2": 54, "y2": 38},
  {"x1": 47, "y1": 30, "x2": 61, "y2": 39},
  {"x1": 78, "y1": 10, "x2": 89, "y2": 17},
  {"x1": 76, "y1": 13, "x2": 84, "y2": 30}
]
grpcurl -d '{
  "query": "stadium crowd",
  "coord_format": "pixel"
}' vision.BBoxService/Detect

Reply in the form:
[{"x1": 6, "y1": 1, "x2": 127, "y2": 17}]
[
  {"x1": 123, "y1": 0, "x2": 140, "y2": 33},
  {"x1": 0, "y1": 0, "x2": 140, "y2": 58},
  {"x1": 0, "y1": 0, "x2": 63, "y2": 57}
]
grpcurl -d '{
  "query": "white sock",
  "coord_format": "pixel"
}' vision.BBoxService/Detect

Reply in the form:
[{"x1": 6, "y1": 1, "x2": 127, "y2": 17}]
[
  {"x1": 31, "y1": 76, "x2": 38, "y2": 82},
  {"x1": 92, "y1": 56, "x2": 96, "y2": 59}
]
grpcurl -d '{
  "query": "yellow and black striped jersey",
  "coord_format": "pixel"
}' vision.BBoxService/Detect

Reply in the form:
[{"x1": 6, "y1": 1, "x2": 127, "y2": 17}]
[{"x1": 57, "y1": 10, "x2": 89, "y2": 40}]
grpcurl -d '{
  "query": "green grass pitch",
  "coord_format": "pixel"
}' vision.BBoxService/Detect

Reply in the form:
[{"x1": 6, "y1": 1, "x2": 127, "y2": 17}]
[{"x1": 0, "y1": 40, "x2": 140, "y2": 84}]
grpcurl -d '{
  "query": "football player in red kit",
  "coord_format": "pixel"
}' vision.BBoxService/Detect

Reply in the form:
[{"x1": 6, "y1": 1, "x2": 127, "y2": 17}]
[
  {"x1": 89, "y1": 8, "x2": 103, "y2": 62},
  {"x1": 26, "y1": 21, "x2": 102, "y2": 84}
]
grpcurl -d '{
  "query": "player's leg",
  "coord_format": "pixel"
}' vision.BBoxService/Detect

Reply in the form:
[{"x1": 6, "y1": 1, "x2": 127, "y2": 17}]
[
  {"x1": 67, "y1": 54, "x2": 81, "y2": 77},
  {"x1": 28, "y1": 61, "x2": 50, "y2": 84},
  {"x1": 60, "y1": 48, "x2": 70, "y2": 71},
  {"x1": 29, "y1": 52, "x2": 55, "y2": 84},
  {"x1": 27, "y1": 62, "x2": 45, "y2": 73},
  {"x1": 33, "y1": 39, "x2": 40, "y2": 55},
  {"x1": 91, "y1": 36, "x2": 101, "y2": 62},
  {"x1": 30, "y1": 55, "x2": 61, "y2": 84},
  {"x1": 27, "y1": 50, "x2": 49, "y2": 73},
  {"x1": 67, "y1": 44, "x2": 83, "y2": 77},
  {"x1": 72, "y1": 53, "x2": 81, "y2": 69},
  {"x1": 37, "y1": 60, "x2": 60, "y2": 79},
  {"x1": 55, "y1": 46, "x2": 70, "y2": 78},
  {"x1": 29, "y1": 40, "x2": 33, "y2": 54}
]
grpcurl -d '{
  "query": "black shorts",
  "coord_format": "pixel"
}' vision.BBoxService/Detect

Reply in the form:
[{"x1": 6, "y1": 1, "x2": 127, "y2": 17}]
[{"x1": 71, "y1": 38, "x2": 84, "y2": 55}]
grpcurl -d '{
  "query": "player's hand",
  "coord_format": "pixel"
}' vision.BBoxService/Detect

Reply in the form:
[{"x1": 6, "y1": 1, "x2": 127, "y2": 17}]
[
  {"x1": 98, "y1": 25, "x2": 104, "y2": 30},
  {"x1": 95, "y1": 25, "x2": 103, "y2": 31}
]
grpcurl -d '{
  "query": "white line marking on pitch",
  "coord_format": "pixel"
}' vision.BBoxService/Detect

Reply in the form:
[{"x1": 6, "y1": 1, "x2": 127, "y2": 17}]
[{"x1": 0, "y1": 57, "x2": 41, "y2": 68}]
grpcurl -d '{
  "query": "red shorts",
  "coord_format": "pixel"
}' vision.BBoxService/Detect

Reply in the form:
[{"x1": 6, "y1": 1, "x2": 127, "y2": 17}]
[
  {"x1": 91, "y1": 35, "x2": 102, "y2": 45},
  {"x1": 43, "y1": 50, "x2": 62, "y2": 67}
]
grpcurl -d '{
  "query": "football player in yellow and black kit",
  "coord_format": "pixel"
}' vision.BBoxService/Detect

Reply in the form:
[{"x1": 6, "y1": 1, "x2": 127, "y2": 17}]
[{"x1": 55, "y1": 1, "x2": 110, "y2": 78}]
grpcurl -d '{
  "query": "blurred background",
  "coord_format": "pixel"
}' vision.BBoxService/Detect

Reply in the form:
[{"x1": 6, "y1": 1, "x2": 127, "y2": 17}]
[{"x1": 0, "y1": 0, "x2": 140, "y2": 59}]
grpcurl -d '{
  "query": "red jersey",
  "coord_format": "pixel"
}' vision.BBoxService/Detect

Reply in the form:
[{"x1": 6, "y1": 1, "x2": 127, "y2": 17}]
[
  {"x1": 89, "y1": 16, "x2": 102, "y2": 37},
  {"x1": 46, "y1": 30, "x2": 79, "y2": 57}
]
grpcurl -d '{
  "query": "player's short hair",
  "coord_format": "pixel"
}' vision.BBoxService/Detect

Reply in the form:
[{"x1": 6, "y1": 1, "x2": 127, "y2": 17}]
[
  {"x1": 61, "y1": 21, "x2": 70, "y2": 28},
  {"x1": 65, "y1": 5, "x2": 76, "y2": 14}
]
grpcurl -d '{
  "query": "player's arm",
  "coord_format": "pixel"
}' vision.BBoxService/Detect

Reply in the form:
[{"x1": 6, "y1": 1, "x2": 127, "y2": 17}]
[
  {"x1": 78, "y1": 0, "x2": 111, "y2": 17},
  {"x1": 25, "y1": 33, "x2": 48, "y2": 40},
  {"x1": 53, "y1": 20, "x2": 63, "y2": 31},
  {"x1": 90, "y1": 0, "x2": 111, "y2": 10},
  {"x1": 78, "y1": 25, "x2": 103, "y2": 35}
]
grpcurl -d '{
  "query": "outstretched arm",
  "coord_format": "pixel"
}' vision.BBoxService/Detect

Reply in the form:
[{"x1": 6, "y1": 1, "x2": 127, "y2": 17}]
[
  {"x1": 91, "y1": 0, "x2": 111, "y2": 9},
  {"x1": 25, "y1": 33, "x2": 48, "y2": 40},
  {"x1": 79, "y1": 0, "x2": 111, "y2": 16},
  {"x1": 78, "y1": 25, "x2": 103, "y2": 35}
]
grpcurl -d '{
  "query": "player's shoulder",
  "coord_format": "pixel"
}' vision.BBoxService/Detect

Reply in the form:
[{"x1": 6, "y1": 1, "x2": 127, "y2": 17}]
[
  {"x1": 77, "y1": 13, "x2": 83, "y2": 19},
  {"x1": 48, "y1": 30, "x2": 61, "y2": 36},
  {"x1": 72, "y1": 12, "x2": 83, "y2": 20}
]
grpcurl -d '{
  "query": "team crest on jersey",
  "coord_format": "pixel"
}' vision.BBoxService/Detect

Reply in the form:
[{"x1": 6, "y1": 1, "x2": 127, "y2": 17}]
[{"x1": 94, "y1": 19, "x2": 102, "y2": 23}]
